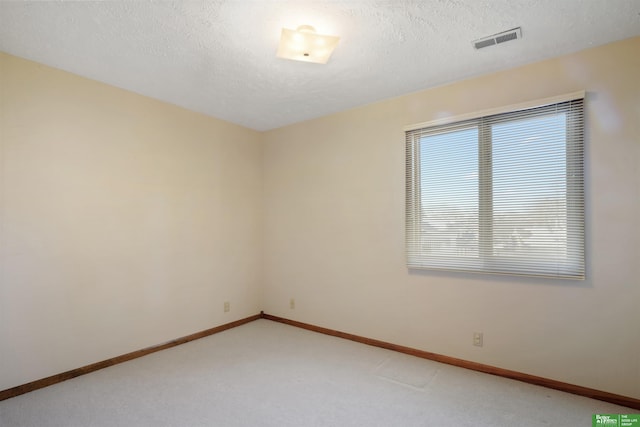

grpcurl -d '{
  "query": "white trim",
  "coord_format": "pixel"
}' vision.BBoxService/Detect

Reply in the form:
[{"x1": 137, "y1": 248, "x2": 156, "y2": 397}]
[{"x1": 404, "y1": 90, "x2": 585, "y2": 131}]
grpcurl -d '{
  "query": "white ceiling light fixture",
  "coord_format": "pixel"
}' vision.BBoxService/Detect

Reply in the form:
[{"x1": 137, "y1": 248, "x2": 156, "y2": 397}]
[{"x1": 276, "y1": 25, "x2": 340, "y2": 64}]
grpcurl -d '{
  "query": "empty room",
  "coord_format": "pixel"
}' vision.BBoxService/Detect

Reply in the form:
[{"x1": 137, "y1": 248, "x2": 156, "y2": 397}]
[{"x1": 1, "y1": 1, "x2": 639, "y2": 426}]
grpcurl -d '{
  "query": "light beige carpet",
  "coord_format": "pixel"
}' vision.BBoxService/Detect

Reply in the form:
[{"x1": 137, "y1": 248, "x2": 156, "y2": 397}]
[{"x1": 0, "y1": 319, "x2": 632, "y2": 426}]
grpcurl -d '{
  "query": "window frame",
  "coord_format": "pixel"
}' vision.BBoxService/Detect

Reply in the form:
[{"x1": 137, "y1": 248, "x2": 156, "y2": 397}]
[{"x1": 405, "y1": 92, "x2": 585, "y2": 279}]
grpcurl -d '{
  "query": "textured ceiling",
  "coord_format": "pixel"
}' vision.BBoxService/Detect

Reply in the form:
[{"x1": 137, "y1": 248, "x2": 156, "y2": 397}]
[{"x1": 1, "y1": 1, "x2": 639, "y2": 131}]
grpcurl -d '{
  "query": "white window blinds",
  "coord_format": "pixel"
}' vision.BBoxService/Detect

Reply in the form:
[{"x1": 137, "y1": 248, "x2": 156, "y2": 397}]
[{"x1": 406, "y1": 94, "x2": 585, "y2": 279}]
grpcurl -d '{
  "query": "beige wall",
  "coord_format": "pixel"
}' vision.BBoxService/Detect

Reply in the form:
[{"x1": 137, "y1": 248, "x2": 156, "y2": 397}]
[
  {"x1": 263, "y1": 37, "x2": 640, "y2": 399},
  {"x1": 0, "y1": 53, "x2": 263, "y2": 390},
  {"x1": 1, "y1": 37, "x2": 639, "y2": 400}
]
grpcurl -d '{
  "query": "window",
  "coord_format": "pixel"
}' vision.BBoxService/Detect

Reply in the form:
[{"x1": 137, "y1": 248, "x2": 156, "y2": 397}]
[{"x1": 405, "y1": 94, "x2": 585, "y2": 279}]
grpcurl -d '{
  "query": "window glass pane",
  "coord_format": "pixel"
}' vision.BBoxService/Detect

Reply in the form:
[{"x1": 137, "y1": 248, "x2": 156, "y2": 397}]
[
  {"x1": 491, "y1": 113, "x2": 568, "y2": 259},
  {"x1": 419, "y1": 127, "x2": 479, "y2": 257}
]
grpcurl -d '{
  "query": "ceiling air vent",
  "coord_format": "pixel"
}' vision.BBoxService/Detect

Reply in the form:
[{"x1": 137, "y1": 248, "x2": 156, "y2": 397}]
[{"x1": 473, "y1": 27, "x2": 522, "y2": 50}]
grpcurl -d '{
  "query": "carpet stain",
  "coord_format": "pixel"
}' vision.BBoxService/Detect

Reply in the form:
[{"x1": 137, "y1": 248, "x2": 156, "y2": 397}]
[{"x1": 374, "y1": 355, "x2": 439, "y2": 391}]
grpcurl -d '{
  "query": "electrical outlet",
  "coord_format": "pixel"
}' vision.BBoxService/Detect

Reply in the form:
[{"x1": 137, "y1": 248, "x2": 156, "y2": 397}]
[
  {"x1": 289, "y1": 298, "x2": 295, "y2": 309},
  {"x1": 224, "y1": 301, "x2": 230, "y2": 313},
  {"x1": 473, "y1": 332, "x2": 483, "y2": 347}
]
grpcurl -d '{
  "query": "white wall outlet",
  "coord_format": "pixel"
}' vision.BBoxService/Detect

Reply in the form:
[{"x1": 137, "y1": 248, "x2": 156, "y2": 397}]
[
  {"x1": 224, "y1": 301, "x2": 230, "y2": 313},
  {"x1": 473, "y1": 332, "x2": 483, "y2": 347},
  {"x1": 289, "y1": 298, "x2": 295, "y2": 309}
]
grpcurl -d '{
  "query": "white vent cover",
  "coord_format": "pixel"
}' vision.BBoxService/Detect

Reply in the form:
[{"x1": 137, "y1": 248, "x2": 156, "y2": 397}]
[{"x1": 473, "y1": 27, "x2": 522, "y2": 49}]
